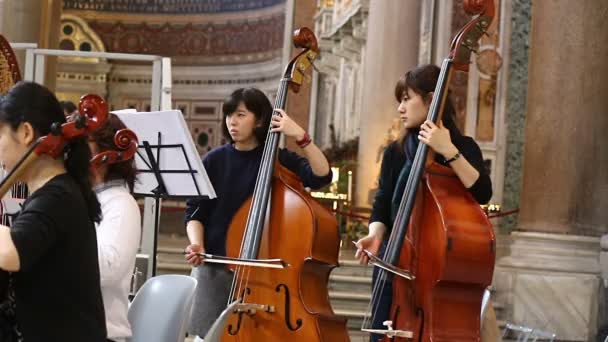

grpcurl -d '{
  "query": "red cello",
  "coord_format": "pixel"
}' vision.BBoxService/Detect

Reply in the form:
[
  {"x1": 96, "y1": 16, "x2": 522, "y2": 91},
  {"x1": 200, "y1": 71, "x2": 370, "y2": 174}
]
[
  {"x1": 0, "y1": 94, "x2": 109, "y2": 300},
  {"x1": 362, "y1": 1, "x2": 496, "y2": 341},
  {"x1": 90, "y1": 128, "x2": 138, "y2": 169}
]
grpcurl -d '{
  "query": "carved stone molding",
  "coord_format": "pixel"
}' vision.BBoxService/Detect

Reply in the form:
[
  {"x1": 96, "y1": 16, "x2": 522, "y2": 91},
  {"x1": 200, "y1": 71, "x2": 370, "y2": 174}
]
[{"x1": 495, "y1": 231, "x2": 601, "y2": 341}]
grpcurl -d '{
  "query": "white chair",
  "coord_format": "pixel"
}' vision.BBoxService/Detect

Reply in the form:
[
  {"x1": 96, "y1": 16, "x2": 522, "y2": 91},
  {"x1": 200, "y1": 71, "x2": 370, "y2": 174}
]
[
  {"x1": 127, "y1": 274, "x2": 197, "y2": 342},
  {"x1": 480, "y1": 287, "x2": 492, "y2": 328}
]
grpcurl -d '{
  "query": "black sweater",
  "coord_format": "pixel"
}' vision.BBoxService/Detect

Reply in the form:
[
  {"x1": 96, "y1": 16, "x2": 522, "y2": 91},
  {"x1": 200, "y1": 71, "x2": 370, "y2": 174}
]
[{"x1": 369, "y1": 135, "x2": 492, "y2": 231}]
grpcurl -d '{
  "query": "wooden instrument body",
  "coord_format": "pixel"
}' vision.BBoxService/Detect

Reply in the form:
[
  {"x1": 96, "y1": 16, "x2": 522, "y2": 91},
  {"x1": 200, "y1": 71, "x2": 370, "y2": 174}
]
[
  {"x1": 382, "y1": 163, "x2": 495, "y2": 342},
  {"x1": 222, "y1": 164, "x2": 349, "y2": 342}
]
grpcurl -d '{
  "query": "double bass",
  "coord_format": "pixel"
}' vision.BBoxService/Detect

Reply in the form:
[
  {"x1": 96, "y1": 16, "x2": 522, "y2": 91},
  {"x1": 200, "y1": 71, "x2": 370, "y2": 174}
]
[
  {"x1": 362, "y1": 1, "x2": 496, "y2": 341},
  {"x1": 208, "y1": 27, "x2": 350, "y2": 341}
]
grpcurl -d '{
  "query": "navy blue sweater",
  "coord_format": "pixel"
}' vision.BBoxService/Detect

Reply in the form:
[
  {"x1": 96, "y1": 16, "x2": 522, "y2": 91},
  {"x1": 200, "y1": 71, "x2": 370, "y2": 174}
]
[{"x1": 185, "y1": 144, "x2": 332, "y2": 256}]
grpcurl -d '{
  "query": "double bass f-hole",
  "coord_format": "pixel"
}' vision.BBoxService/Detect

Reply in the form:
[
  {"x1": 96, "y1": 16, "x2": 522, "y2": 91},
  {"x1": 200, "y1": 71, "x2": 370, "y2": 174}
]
[
  {"x1": 276, "y1": 284, "x2": 303, "y2": 331},
  {"x1": 227, "y1": 312, "x2": 244, "y2": 336},
  {"x1": 227, "y1": 287, "x2": 251, "y2": 335}
]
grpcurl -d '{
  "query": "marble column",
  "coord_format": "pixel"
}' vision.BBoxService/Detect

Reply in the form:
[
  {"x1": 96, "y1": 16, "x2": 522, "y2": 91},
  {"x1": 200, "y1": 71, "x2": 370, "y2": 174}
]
[
  {"x1": 39, "y1": 0, "x2": 62, "y2": 91},
  {"x1": 501, "y1": 0, "x2": 531, "y2": 232},
  {"x1": 517, "y1": 2, "x2": 608, "y2": 237},
  {"x1": 1, "y1": 0, "x2": 61, "y2": 90},
  {"x1": 495, "y1": 1, "x2": 608, "y2": 340},
  {"x1": 0, "y1": 0, "x2": 4, "y2": 31},
  {"x1": 355, "y1": 0, "x2": 421, "y2": 206},
  {"x1": 284, "y1": 0, "x2": 315, "y2": 151}
]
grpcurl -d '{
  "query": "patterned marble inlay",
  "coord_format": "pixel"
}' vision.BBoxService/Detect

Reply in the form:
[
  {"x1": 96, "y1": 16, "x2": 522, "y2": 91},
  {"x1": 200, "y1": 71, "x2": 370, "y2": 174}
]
[
  {"x1": 500, "y1": 0, "x2": 531, "y2": 232},
  {"x1": 512, "y1": 274, "x2": 598, "y2": 341},
  {"x1": 87, "y1": 15, "x2": 284, "y2": 58},
  {"x1": 495, "y1": 232, "x2": 601, "y2": 341},
  {"x1": 62, "y1": 0, "x2": 285, "y2": 14}
]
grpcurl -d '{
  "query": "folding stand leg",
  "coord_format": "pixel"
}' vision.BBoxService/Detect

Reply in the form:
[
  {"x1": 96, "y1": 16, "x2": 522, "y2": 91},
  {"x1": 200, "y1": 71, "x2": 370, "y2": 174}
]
[{"x1": 141, "y1": 197, "x2": 161, "y2": 279}]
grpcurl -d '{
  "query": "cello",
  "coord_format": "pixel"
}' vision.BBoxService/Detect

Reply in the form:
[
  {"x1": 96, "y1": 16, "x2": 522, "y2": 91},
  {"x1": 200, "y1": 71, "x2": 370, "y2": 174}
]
[
  {"x1": 89, "y1": 127, "x2": 139, "y2": 169},
  {"x1": 0, "y1": 93, "x2": 109, "y2": 301},
  {"x1": 361, "y1": 1, "x2": 496, "y2": 341},
  {"x1": 213, "y1": 27, "x2": 350, "y2": 342}
]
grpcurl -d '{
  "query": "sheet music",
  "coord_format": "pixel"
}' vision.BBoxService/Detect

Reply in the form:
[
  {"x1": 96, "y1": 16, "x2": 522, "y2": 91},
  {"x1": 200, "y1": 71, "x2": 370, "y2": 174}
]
[{"x1": 115, "y1": 110, "x2": 216, "y2": 198}]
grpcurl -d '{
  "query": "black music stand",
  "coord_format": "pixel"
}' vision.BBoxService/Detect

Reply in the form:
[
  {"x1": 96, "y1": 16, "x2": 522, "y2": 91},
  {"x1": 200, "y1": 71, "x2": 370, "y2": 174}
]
[{"x1": 115, "y1": 110, "x2": 216, "y2": 278}]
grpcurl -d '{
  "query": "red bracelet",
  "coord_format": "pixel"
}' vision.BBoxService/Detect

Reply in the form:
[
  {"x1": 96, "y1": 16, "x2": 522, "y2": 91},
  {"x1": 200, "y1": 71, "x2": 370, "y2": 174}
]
[{"x1": 296, "y1": 132, "x2": 312, "y2": 148}]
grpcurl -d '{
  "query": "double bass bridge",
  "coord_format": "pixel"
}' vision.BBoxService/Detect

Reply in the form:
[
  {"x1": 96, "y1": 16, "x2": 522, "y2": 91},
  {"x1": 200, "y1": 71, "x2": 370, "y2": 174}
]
[
  {"x1": 232, "y1": 302, "x2": 276, "y2": 316},
  {"x1": 362, "y1": 320, "x2": 414, "y2": 338},
  {"x1": 227, "y1": 302, "x2": 276, "y2": 335},
  {"x1": 361, "y1": 329, "x2": 414, "y2": 338}
]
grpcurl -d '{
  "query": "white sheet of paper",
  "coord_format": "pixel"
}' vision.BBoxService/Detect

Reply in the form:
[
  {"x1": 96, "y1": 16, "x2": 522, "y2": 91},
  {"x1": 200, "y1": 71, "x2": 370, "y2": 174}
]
[
  {"x1": 111, "y1": 108, "x2": 137, "y2": 114},
  {"x1": 115, "y1": 110, "x2": 216, "y2": 198}
]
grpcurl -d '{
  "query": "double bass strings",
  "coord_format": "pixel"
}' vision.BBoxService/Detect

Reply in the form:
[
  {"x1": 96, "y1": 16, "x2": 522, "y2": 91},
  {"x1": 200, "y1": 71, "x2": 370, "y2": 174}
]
[
  {"x1": 239, "y1": 78, "x2": 289, "y2": 305},
  {"x1": 229, "y1": 77, "x2": 289, "y2": 306},
  {"x1": 362, "y1": 76, "x2": 440, "y2": 330},
  {"x1": 363, "y1": 149, "x2": 418, "y2": 329},
  {"x1": 229, "y1": 93, "x2": 275, "y2": 304}
]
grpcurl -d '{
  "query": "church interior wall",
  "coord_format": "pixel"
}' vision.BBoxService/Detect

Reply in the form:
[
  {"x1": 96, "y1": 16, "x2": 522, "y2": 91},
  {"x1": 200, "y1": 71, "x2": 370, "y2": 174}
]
[{"x1": 0, "y1": 0, "x2": 606, "y2": 340}]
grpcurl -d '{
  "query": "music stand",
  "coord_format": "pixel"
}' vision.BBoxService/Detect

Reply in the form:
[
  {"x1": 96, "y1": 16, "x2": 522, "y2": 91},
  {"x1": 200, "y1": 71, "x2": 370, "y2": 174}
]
[{"x1": 115, "y1": 110, "x2": 216, "y2": 278}]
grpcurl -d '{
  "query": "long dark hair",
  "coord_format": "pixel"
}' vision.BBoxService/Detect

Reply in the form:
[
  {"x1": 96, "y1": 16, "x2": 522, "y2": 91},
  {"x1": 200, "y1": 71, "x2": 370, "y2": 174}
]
[
  {"x1": 221, "y1": 88, "x2": 273, "y2": 145},
  {"x1": 394, "y1": 64, "x2": 461, "y2": 150},
  {"x1": 90, "y1": 114, "x2": 138, "y2": 192},
  {"x1": 0, "y1": 81, "x2": 101, "y2": 222}
]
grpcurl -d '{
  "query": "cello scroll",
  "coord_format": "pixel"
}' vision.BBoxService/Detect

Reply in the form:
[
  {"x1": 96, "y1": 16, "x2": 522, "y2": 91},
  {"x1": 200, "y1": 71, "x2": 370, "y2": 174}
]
[
  {"x1": 0, "y1": 94, "x2": 109, "y2": 198},
  {"x1": 90, "y1": 128, "x2": 138, "y2": 168}
]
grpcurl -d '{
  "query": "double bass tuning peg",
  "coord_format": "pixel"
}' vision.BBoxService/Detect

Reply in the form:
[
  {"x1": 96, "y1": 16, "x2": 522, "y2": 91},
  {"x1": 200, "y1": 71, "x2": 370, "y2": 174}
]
[
  {"x1": 476, "y1": 19, "x2": 492, "y2": 38},
  {"x1": 463, "y1": 43, "x2": 478, "y2": 55},
  {"x1": 298, "y1": 64, "x2": 316, "y2": 84}
]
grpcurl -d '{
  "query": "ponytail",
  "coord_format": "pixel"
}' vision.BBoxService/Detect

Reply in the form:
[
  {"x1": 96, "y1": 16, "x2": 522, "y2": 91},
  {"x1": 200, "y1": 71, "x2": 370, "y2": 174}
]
[{"x1": 65, "y1": 138, "x2": 101, "y2": 223}]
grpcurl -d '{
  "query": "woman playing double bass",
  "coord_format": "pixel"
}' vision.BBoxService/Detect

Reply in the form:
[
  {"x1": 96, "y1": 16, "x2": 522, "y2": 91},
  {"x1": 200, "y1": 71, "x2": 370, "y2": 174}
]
[
  {"x1": 183, "y1": 87, "x2": 333, "y2": 340},
  {"x1": 355, "y1": 64, "x2": 492, "y2": 342},
  {"x1": 0, "y1": 81, "x2": 107, "y2": 341}
]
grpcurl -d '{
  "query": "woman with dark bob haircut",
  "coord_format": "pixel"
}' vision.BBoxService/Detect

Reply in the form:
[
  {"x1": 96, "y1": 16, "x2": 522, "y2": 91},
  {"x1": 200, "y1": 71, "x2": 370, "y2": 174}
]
[
  {"x1": 354, "y1": 64, "x2": 493, "y2": 342},
  {"x1": 0, "y1": 81, "x2": 106, "y2": 341},
  {"x1": 183, "y1": 87, "x2": 334, "y2": 340}
]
